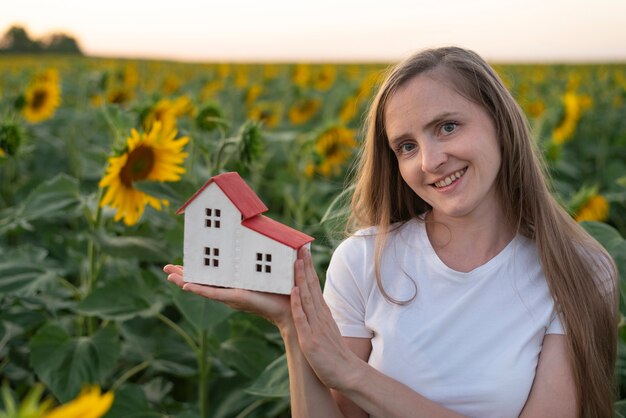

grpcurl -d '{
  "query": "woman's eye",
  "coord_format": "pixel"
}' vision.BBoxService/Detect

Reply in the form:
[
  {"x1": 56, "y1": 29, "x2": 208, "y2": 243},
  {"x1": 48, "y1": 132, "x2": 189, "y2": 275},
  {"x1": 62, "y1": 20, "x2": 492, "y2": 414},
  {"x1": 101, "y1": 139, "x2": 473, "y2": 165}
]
[
  {"x1": 441, "y1": 122, "x2": 457, "y2": 134},
  {"x1": 398, "y1": 143, "x2": 417, "y2": 154}
]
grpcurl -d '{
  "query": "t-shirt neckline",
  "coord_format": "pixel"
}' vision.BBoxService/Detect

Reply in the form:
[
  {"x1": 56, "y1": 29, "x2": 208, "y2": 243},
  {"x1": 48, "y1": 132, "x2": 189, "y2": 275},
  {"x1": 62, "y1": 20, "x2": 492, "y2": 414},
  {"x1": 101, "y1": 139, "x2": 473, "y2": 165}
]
[{"x1": 413, "y1": 217, "x2": 520, "y2": 280}]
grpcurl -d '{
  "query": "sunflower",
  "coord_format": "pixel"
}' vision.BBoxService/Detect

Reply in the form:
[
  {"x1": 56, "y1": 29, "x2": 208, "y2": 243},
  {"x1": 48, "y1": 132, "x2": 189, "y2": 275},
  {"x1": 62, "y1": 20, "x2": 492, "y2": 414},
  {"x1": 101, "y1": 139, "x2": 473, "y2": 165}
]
[
  {"x1": 99, "y1": 122, "x2": 189, "y2": 226},
  {"x1": 339, "y1": 95, "x2": 359, "y2": 124},
  {"x1": 43, "y1": 386, "x2": 113, "y2": 418},
  {"x1": 248, "y1": 101, "x2": 282, "y2": 128},
  {"x1": 522, "y1": 99, "x2": 546, "y2": 119},
  {"x1": 0, "y1": 121, "x2": 23, "y2": 156},
  {"x1": 288, "y1": 98, "x2": 320, "y2": 125},
  {"x1": 162, "y1": 73, "x2": 181, "y2": 94},
  {"x1": 357, "y1": 70, "x2": 383, "y2": 99},
  {"x1": 22, "y1": 79, "x2": 61, "y2": 123},
  {"x1": 292, "y1": 63, "x2": 311, "y2": 87},
  {"x1": 34, "y1": 68, "x2": 60, "y2": 84},
  {"x1": 142, "y1": 95, "x2": 193, "y2": 134},
  {"x1": 312, "y1": 65, "x2": 337, "y2": 91},
  {"x1": 201, "y1": 79, "x2": 224, "y2": 100},
  {"x1": 552, "y1": 92, "x2": 592, "y2": 145},
  {"x1": 315, "y1": 126, "x2": 357, "y2": 176},
  {"x1": 106, "y1": 86, "x2": 133, "y2": 105},
  {"x1": 0, "y1": 384, "x2": 112, "y2": 418},
  {"x1": 234, "y1": 66, "x2": 249, "y2": 88},
  {"x1": 575, "y1": 194, "x2": 609, "y2": 222},
  {"x1": 245, "y1": 84, "x2": 263, "y2": 106}
]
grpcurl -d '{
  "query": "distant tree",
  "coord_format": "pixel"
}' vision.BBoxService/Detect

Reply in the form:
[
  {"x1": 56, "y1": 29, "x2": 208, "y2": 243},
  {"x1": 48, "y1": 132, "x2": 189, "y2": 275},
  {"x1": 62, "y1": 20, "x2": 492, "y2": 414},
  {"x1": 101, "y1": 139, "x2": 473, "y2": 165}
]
[
  {"x1": 42, "y1": 33, "x2": 82, "y2": 54},
  {"x1": 0, "y1": 25, "x2": 42, "y2": 53},
  {"x1": 0, "y1": 25, "x2": 83, "y2": 55}
]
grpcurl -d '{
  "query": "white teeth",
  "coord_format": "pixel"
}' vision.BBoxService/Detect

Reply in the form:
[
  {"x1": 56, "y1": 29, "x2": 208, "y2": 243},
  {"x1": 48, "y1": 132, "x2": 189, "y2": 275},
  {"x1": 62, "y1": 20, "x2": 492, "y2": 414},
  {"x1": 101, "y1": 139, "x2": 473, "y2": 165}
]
[{"x1": 434, "y1": 168, "x2": 467, "y2": 188}]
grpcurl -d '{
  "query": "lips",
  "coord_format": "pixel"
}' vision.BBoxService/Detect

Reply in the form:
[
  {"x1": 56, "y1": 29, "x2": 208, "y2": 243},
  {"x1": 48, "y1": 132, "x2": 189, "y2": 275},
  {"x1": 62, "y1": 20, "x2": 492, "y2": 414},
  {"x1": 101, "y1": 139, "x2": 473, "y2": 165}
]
[{"x1": 432, "y1": 167, "x2": 467, "y2": 188}]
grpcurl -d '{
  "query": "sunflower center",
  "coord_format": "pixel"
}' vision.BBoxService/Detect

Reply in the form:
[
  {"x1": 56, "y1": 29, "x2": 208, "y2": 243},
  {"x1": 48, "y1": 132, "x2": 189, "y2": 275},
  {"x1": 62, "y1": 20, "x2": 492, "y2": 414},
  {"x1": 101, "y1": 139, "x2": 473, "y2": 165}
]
[
  {"x1": 32, "y1": 89, "x2": 49, "y2": 111},
  {"x1": 120, "y1": 145, "x2": 155, "y2": 187},
  {"x1": 153, "y1": 109, "x2": 165, "y2": 121},
  {"x1": 325, "y1": 141, "x2": 341, "y2": 157}
]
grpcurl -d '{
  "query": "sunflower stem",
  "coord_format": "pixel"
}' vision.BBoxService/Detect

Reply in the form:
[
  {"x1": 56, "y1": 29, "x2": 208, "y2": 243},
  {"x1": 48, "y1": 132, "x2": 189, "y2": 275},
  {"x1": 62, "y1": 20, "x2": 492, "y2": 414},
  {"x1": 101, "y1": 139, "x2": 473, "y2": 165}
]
[
  {"x1": 214, "y1": 138, "x2": 238, "y2": 170},
  {"x1": 110, "y1": 360, "x2": 150, "y2": 392},
  {"x1": 198, "y1": 330, "x2": 210, "y2": 418},
  {"x1": 100, "y1": 105, "x2": 123, "y2": 148},
  {"x1": 84, "y1": 188, "x2": 104, "y2": 336},
  {"x1": 156, "y1": 313, "x2": 200, "y2": 355},
  {"x1": 234, "y1": 399, "x2": 269, "y2": 418}
]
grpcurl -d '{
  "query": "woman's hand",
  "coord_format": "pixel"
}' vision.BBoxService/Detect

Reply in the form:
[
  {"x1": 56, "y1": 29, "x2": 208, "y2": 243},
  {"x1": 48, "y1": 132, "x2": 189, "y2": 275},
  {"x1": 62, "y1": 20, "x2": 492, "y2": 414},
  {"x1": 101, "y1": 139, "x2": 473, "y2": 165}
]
[
  {"x1": 163, "y1": 264, "x2": 293, "y2": 329},
  {"x1": 290, "y1": 248, "x2": 361, "y2": 391}
]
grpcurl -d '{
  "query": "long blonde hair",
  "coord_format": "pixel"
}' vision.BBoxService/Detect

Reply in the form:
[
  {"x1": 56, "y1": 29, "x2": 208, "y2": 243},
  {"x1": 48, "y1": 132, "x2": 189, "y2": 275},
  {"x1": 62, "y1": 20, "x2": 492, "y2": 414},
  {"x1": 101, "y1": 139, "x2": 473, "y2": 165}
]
[{"x1": 349, "y1": 46, "x2": 618, "y2": 417}]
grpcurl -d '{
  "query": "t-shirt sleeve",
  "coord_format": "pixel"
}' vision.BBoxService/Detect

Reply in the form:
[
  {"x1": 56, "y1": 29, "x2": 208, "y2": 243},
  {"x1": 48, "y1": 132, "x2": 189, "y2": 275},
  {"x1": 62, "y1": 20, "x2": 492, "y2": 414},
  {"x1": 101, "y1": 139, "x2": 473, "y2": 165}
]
[
  {"x1": 323, "y1": 237, "x2": 374, "y2": 338},
  {"x1": 546, "y1": 309, "x2": 565, "y2": 335}
]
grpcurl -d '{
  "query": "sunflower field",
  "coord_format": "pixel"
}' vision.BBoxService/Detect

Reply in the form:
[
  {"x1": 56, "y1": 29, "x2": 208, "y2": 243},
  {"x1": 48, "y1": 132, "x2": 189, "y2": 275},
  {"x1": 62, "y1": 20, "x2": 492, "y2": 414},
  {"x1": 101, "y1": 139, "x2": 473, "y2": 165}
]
[{"x1": 0, "y1": 55, "x2": 625, "y2": 417}]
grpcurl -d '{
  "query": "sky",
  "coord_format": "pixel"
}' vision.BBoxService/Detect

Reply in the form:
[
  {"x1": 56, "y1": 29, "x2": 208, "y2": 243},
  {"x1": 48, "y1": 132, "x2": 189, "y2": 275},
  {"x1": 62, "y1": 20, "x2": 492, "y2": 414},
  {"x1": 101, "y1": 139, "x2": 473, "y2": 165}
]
[{"x1": 2, "y1": 0, "x2": 626, "y2": 63}]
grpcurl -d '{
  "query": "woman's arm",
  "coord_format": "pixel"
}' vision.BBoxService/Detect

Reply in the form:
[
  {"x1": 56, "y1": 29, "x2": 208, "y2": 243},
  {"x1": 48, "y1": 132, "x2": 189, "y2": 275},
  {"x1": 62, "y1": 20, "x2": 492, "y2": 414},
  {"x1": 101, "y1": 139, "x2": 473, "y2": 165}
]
[
  {"x1": 163, "y1": 263, "x2": 347, "y2": 418},
  {"x1": 519, "y1": 334, "x2": 578, "y2": 417},
  {"x1": 330, "y1": 337, "x2": 371, "y2": 418}
]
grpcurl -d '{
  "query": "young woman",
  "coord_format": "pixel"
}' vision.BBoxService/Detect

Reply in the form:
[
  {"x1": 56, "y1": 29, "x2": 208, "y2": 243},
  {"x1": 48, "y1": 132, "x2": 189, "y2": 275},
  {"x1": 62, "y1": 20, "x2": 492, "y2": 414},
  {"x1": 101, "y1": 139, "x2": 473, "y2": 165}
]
[{"x1": 164, "y1": 46, "x2": 618, "y2": 417}]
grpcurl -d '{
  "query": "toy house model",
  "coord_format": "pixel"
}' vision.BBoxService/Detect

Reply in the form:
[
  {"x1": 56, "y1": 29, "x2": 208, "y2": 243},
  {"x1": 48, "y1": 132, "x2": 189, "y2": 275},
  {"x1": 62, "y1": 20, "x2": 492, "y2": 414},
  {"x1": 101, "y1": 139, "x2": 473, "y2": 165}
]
[{"x1": 176, "y1": 172, "x2": 314, "y2": 294}]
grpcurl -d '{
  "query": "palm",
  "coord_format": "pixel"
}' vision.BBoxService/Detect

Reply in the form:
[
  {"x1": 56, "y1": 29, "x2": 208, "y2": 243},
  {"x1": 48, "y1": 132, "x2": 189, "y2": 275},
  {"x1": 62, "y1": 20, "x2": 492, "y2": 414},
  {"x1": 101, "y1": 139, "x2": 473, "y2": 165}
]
[{"x1": 164, "y1": 264, "x2": 293, "y2": 327}]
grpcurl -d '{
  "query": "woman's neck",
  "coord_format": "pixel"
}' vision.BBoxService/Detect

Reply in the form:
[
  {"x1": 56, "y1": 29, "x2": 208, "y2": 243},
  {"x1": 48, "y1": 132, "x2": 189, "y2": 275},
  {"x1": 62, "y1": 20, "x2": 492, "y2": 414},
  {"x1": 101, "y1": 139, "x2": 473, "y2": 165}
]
[{"x1": 424, "y1": 208, "x2": 516, "y2": 273}]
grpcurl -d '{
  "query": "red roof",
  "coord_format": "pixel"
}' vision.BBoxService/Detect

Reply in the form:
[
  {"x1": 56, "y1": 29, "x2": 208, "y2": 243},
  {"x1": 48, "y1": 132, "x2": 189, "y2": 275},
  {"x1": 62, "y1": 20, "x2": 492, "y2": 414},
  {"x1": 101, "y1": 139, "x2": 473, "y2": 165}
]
[
  {"x1": 242, "y1": 215, "x2": 314, "y2": 249},
  {"x1": 176, "y1": 172, "x2": 268, "y2": 218},
  {"x1": 177, "y1": 172, "x2": 314, "y2": 248}
]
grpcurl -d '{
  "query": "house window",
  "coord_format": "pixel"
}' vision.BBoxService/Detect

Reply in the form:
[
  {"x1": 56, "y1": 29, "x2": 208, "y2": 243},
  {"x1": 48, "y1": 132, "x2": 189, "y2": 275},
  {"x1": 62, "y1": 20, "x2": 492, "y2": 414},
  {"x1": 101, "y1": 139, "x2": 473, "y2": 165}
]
[
  {"x1": 205, "y1": 208, "x2": 221, "y2": 228},
  {"x1": 204, "y1": 247, "x2": 219, "y2": 267},
  {"x1": 255, "y1": 253, "x2": 272, "y2": 273}
]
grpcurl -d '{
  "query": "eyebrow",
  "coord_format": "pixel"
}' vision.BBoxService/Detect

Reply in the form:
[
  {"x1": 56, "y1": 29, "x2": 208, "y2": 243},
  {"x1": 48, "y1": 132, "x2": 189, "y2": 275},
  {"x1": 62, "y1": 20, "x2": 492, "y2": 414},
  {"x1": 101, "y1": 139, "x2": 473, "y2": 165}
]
[{"x1": 387, "y1": 111, "x2": 461, "y2": 146}]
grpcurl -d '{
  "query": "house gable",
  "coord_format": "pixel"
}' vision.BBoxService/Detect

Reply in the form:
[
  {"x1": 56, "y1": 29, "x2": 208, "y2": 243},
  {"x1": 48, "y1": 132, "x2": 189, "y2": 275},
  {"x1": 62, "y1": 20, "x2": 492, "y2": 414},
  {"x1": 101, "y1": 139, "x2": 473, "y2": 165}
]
[{"x1": 176, "y1": 172, "x2": 268, "y2": 219}]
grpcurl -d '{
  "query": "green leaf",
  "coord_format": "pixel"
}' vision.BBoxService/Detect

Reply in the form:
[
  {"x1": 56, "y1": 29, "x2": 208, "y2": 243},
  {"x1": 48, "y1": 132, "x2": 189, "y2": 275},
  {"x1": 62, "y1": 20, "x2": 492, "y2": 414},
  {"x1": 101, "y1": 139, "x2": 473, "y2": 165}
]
[
  {"x1": 77, "y1": 275, "x2": 164, "y2": 321},
  {"x1": 245, "y1": 354, "x2": 289, "y2": 398},
  {"x1": 615, "y1": 399, "x2": 626, "y2": 417},
  {"x1": 0, "y1": 245, "x2": 60, "y2": 295},
  {"x1": 29, "y1": 323, "x2": 120, "y2": 402},
  {"x1": 580, "y1": 221, "x2": 624, "y2": 251},
  {"x1": 0, "y1": 174, "x2": 81, "y2": 233},
  {"x1": 581, "y1": 221, "x2": 626, "y2": 285},
  {"x1": 103, "y1": 384, "x2": 163, "y2": 418},
  {"x1": 134, "y1": 180, "x2": 183, "y2": 203},
  {"x1": 19, "y1": 174, "x2": 82, "y2": 221},
  {"x1": 172, "y1": 288, "x2": 233, "y2": 332},
  {"x1": 92, "y1": 231, "x2": 170, "y2": 262},
  {"x1": 120, "y1": 317, "x2": 197, "y2": 377},
  {"x1": 219, "y1": 337, "x2": 275, "y2": 379}
]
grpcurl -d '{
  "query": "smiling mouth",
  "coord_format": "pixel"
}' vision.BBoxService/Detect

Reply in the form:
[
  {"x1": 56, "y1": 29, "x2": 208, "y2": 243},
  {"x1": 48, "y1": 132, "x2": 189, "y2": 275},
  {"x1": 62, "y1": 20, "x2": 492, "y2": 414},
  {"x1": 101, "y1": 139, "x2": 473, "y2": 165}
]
[{"x1": 432, "y1": 167, "x2": 467, "y2": 188}]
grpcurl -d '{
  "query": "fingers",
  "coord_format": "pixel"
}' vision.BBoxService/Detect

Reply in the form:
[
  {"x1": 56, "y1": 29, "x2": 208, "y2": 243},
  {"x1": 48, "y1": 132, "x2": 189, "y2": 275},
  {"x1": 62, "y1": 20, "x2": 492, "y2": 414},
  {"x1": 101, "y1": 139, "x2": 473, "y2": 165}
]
[
  {"x1": 181, "y1": 282, "x2": 234, "y2": 303},
  {"x1": 291, "y1": 286, "x2": 312, "y2": 336},
  {"x1": 163, "y1": 264, "x2": 184, "y2": 287},
  {"x1": 163, "y1": 264, "x2": 183, "y2": 274},
  {"x1": 296, "y1": 248, "x2": 324, "y2": 311},
  {"x1": 294, "y1": 258, "x2": 315, "y2": 319}
]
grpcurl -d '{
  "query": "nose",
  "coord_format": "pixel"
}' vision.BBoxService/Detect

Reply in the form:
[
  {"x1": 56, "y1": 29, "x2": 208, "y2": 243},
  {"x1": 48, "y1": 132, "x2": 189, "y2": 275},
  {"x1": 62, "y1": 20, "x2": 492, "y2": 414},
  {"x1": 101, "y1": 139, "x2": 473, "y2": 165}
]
[{"x1": 420, "y1": 141, "x2": 447, "y2": 173}]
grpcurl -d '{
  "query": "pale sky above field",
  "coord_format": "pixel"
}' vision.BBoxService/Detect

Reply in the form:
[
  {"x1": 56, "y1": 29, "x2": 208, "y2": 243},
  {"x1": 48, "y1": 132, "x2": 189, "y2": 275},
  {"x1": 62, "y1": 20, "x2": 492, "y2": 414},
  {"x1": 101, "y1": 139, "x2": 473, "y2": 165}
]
[{"x1": 2, "y1": 0, "x2": 626, "y2": 63}]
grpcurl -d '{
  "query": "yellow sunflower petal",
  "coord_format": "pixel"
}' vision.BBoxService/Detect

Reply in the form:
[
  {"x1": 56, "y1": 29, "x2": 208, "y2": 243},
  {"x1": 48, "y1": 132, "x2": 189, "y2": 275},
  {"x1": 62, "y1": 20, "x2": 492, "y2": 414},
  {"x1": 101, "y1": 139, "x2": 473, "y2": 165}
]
[{"x1": 99, "y1": 123, "x2": 189, "y2": 226}]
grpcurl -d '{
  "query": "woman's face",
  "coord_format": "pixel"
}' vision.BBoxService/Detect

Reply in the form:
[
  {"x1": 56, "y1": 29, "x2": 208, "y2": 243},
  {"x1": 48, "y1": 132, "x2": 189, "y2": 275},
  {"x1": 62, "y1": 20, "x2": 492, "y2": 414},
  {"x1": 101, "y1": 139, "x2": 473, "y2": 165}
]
[{"x1": 384, "y1": 72, "x2": 503, "y2": 222}]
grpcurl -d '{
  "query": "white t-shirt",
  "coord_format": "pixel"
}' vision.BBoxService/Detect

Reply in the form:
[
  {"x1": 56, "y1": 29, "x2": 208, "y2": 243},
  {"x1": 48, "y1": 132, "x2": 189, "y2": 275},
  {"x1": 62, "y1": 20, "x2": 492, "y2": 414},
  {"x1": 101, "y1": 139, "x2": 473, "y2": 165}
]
[{"x1": 324, "y1": 218, "x2": 564, "y2": 418}]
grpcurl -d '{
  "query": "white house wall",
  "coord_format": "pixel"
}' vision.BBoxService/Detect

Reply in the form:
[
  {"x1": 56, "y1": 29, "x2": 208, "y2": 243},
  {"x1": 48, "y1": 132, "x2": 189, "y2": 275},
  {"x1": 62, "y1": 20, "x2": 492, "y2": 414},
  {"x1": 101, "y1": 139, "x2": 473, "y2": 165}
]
[
  {"x1": 238, "y1": 227, "x2": 297, "y2": 294},
  {"x1": 183, "y1": 183, "x2": 240, "y2": 286},
  {"x1": 183, "y1": 182, "x2": 311, "y2": 294}
]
